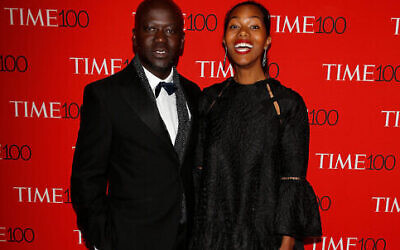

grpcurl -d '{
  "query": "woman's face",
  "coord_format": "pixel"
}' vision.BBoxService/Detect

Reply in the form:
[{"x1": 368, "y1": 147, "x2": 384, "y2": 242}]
[{"x1": 224, "y1": 4, "x2": 271, "y2": 70}]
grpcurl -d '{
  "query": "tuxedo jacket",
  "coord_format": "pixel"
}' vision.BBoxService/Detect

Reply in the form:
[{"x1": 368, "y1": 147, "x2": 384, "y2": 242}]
[{"x1": 71, "y1": 60, "x2": 201, "y2": 250}]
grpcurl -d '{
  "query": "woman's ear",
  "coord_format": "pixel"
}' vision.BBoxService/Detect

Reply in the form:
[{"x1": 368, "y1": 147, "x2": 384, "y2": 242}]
[{"x1": 264, "y1": 36, "x2": 272, "y2": 49}]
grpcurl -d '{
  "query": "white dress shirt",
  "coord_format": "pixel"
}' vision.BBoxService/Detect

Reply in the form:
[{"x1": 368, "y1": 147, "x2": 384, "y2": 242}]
[{"x1": 142, "y1": 66, "x2": 190, "y2": 144}]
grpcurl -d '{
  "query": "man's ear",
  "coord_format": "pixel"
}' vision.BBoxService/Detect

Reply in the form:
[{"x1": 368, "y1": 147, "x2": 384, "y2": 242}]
[
  {"x1": 179, "y1": 33, "x2": 185, "y2": 55},
  {"x1": 132, "y1": 28, "x2": 137, "y2": 47}
]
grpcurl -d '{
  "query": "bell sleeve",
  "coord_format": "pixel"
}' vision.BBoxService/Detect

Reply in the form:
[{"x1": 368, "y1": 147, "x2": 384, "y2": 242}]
[{"x1": 274, "y1": 92, "x2": 322, "y2": 239}]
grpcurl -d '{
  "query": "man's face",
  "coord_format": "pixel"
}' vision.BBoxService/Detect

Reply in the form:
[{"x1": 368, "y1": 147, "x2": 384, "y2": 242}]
[{"x1": 133, "y1": 3, "x2": 184, "y2": 79}]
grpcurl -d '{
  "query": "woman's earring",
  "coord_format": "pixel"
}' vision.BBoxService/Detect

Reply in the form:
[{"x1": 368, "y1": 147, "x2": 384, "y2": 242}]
[
  {"x1": 223, "y1": 45, "x2": 227, "y2": 69},
  {"x1": 262, "y1": 47, "x2": 267, "y2": 67}
]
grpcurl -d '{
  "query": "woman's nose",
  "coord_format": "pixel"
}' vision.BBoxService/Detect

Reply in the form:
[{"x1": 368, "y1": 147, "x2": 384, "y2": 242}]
[{"x1": 238, "y1": 27, "x2": 249, "y2": 38}]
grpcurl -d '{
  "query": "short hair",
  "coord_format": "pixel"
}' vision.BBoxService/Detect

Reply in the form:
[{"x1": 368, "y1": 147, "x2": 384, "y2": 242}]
[
  {"x1": 135, "y1": 0, "x2": 184, "y2": 33},
  {"x1": 223, "y1": 1, "x2": 271, "y2": 37}
]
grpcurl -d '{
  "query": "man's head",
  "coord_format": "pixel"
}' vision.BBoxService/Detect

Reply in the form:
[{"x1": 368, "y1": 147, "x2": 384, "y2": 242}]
[{"x1": 132, "y1": 0, "x2": 185, "y2": 79}]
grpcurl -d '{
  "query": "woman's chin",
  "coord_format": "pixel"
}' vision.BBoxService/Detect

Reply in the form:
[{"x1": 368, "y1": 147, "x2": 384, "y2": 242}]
[{"x1": 232, "y1": 60, "x2": 260, "y2": 70}]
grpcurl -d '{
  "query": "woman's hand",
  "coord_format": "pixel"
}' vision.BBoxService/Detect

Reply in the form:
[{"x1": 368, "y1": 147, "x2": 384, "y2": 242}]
[{"x1": 279, "y1": 235, "x2": 295, "y2": 250}]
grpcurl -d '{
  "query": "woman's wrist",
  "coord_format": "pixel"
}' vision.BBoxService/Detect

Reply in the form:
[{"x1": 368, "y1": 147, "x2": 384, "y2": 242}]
[{"x1": 279, "y1": 235, "x2": 295, "y2": 250}]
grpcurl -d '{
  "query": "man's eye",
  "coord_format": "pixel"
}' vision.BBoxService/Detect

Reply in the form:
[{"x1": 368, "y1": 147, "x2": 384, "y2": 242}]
[
  {"x1": 229, "y1": 24, "x2": 239, "y2": 29},
  {"x1": 250, "y1": 25, "x2": 260, "y2": 30},
  {"x1": 145, "y1": 26, "x2": 156, "y2": 31},
  {"x1": 165, "y1": 28, "x2": 176, "y2": 34}
]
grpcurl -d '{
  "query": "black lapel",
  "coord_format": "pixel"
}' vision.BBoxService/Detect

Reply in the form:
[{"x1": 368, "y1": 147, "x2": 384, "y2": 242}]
[
  {"x1": 119, "y1": 61, "x2": 178, "y2": 156},
  {"x1": 179, "y1": 76, "x2": 197, "y2": 120},
  {"x1": 177, "y1": 75, "x2": 197, "y2": 162}
]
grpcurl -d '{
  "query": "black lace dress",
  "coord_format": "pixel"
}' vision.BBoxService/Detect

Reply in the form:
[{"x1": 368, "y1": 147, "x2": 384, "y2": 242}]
[{"x1": 191, "y1": 78, "x2": 322, "y2": 250}]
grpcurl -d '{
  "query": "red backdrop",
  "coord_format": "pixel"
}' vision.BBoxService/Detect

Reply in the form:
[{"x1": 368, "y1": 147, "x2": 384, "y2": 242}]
[{"x1": 0, "y1": 0, "x2": 399, "y2": 249}]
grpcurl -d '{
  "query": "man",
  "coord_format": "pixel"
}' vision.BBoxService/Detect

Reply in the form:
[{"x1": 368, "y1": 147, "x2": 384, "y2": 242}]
[{"x1": 70, "y1": 0, "x2": 201, "y2": 249}]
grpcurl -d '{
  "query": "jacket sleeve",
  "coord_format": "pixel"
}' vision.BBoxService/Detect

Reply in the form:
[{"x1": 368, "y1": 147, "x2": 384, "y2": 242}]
[
  {"x1": 274, "y1": 93, "x2": 322, "y2": 239},
  {"x1": 71, "y1": 83, "x2": 112, "y2": 250}
]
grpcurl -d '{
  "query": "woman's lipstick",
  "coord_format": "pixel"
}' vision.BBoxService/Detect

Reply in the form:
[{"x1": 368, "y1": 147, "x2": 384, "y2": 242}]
[{"x1": 234, "y1": 40, "x2": 253, "y2": 54}]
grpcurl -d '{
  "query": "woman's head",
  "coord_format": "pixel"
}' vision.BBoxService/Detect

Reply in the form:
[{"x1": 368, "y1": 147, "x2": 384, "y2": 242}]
[
  {"x1": 224, "y1": 1, "x2": 271, "y2": 37},
  {"x1": 223, "y1": 1, "x2": 271, "y2": 72}
]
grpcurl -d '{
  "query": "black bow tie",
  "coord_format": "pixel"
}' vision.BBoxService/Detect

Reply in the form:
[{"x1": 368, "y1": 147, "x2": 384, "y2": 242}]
[{"x1": 155, "y1": 81, "x2": 177, "y2": 98}]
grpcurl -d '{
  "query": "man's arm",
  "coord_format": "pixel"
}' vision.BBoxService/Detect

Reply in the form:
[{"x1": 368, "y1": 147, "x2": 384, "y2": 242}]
[{"x1": 71, "y1": 83, "x2": 112, "y2": 249}]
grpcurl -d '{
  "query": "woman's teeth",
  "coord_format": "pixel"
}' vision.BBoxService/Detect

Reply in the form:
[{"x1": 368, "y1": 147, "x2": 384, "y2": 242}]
[
  {"x1": 234, "y1": 43, "x2": 253, "y2": 49},
  {"x1": 234, "y1": 43, "x2": 253, "y2": 52}
]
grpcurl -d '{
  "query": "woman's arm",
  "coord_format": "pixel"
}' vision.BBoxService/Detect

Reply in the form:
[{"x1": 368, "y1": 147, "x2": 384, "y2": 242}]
[
  {"x1": 280, "y1": 235, "x2": 295, "y2": 250},
  {"x1": 274, "y1": 91, "x2": 322, "y2": 245}
]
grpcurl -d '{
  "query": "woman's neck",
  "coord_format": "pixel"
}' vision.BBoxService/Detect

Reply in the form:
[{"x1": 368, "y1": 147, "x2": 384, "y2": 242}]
[{"x1": 234, "y1": 65, "x2": 266, "y2": 85}]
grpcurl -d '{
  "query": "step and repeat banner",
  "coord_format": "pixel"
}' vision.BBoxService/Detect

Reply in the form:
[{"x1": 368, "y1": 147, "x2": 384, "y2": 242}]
[{"x1": 0, "y1": 0, "x2": 399, "y2": 249}]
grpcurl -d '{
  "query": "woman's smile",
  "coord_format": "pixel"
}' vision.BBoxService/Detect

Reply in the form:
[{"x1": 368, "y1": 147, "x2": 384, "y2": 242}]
[{"x1": 234, "y1": 39, "x2": 253, "y2": 54}]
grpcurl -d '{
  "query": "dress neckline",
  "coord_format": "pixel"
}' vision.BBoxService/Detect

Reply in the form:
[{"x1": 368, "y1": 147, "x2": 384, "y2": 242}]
[{"x1": 231, "y1": 77, "x2": 268, "y2": 87}]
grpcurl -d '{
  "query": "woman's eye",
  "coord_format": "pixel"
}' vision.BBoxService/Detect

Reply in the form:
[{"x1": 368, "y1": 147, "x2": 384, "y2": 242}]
[
  {"x1": 250, "y1": 25, "x2": 260, "y2": 30},
  {"x1": 229, "y1": 24, "x2": 239, "y2": 29}
]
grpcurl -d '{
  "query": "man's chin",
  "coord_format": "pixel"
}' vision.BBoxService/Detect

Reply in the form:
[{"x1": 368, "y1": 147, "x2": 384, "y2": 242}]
[
  {"x1": 151, "y1": 62, "x2": 175, "y2": 74},
  {"x1": 140, "y1": 57, "x2": 175, "y2": 77}
]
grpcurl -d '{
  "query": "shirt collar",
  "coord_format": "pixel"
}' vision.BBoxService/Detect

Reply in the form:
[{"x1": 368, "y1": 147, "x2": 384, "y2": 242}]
[{"x1": 142, "y1": 66, "x2": 174, "y2": 91}]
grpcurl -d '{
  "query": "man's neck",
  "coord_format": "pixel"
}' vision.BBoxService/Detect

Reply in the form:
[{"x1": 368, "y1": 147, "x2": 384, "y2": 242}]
[
  {"x1": 142, "y1": 65, "x2": 174, "y2": 90},
  {"x1": 142, "y1": 65, "x2": 172, "y2": 80}
]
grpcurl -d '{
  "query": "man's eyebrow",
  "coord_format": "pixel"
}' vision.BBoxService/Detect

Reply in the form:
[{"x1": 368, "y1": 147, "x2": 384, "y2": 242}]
[{"x1": 142, "y1": 22, "x2": 177, "y2": 27}]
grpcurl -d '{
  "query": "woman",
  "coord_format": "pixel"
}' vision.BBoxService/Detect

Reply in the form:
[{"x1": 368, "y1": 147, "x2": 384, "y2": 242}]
[{"x1": 191, "y1": 1, "x2": 322, "y2": 250}]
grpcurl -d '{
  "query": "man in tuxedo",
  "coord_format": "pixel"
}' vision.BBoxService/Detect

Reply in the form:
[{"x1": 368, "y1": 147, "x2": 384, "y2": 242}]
[{"x1": 70, "y1": 0, "x2": 201, "y2": 249}]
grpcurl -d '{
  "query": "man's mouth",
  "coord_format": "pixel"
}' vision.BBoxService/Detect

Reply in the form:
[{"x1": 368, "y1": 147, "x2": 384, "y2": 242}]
[
  {"x1": 234, "y1": 40, "x2": 253, "y2": 54},
  {"x1": 153, "y1": 48, "x2": 168, "y2": 57},
  {"x1": 155, "y1": 50, "x2": 166, "y2": 54}
]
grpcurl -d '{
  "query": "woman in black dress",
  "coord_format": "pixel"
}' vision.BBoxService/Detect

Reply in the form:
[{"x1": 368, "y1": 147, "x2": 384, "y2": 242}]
[{"x1": 191, "y1": 1, "x2": 322, "y2": 250}]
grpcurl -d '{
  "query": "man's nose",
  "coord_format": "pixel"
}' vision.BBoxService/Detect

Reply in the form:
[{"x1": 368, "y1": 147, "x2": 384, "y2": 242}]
[{"x1": 154, "y1": 29, "x2": 167, "y2": 42}]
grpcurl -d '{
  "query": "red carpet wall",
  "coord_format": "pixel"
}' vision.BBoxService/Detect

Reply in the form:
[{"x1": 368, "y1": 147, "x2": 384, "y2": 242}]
[{"x1": 0, "y1": 0, "x2": 399, "y2": 249}]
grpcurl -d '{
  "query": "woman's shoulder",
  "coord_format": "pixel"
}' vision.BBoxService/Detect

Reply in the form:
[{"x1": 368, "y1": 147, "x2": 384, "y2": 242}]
[
  {"x1": 267, "y1": 78, "x2": 306, "y2": 107},
  {"x1": 197, "y1": 79, "x2": 231, "y2": 113},
  {"x1": 202, "y1": 78, "x2": 232, "y2": 97}
]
